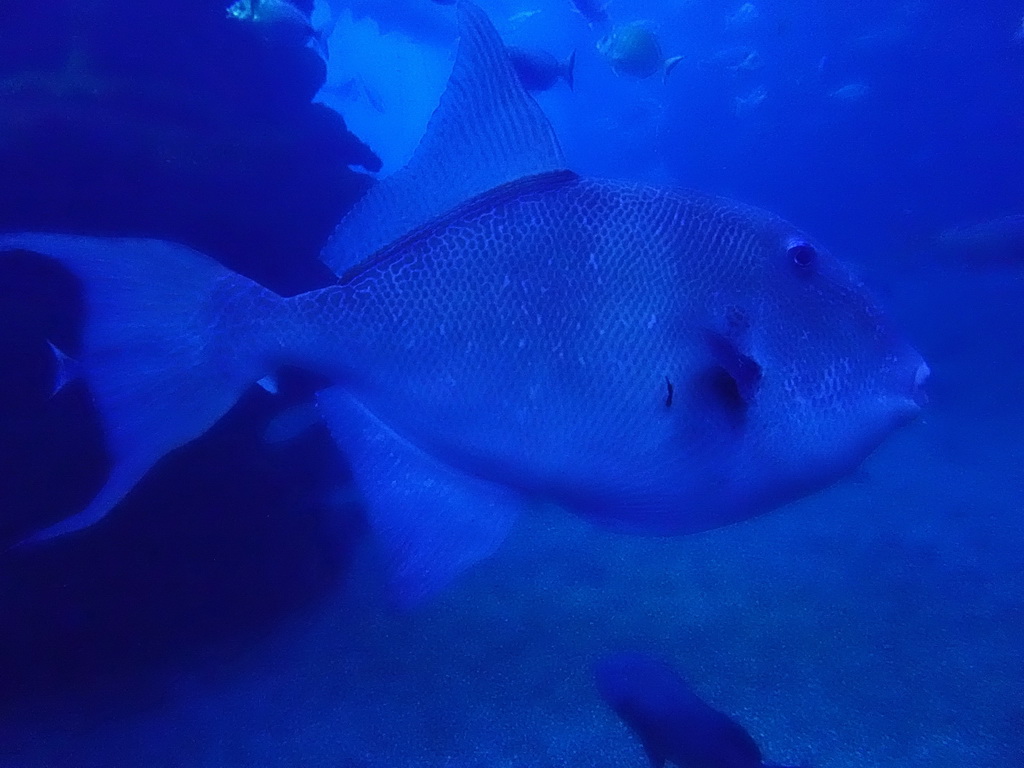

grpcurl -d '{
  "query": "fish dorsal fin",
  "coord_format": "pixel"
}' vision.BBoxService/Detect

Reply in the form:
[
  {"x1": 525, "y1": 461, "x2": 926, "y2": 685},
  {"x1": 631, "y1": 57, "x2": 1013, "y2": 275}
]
[{"x1": 322, "y1": 1, "x2": 566, "y2": 274}]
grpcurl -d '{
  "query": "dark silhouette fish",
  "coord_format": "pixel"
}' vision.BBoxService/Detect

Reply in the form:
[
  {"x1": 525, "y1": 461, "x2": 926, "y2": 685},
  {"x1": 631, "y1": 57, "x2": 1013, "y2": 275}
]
[
  {"x1": 595, "y1": 652, "x2": 801, "y2": 768},
  {"x1": 0, "y1": 3, "x2": 927, "y2": 604},
  {"x1": 571, "y1": 0, "x2": 610, "y2": 26},
  {"x1": 507, "y1": 45, "x2": 575, "y2": 91}
]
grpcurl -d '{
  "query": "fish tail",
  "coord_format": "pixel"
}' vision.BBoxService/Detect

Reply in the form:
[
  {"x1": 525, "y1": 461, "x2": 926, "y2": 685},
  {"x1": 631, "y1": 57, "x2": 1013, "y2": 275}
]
[
  {"x1": 564, "y1": 49, "x2": 576, "y2": 91},
  {"x1": 311, "y1": 28, "x2": 330, "y2": 61},
  {"x1": 0, "y1": 234, "x2": 276, "y2": 545},
  {"x1": 311, "y1": 5, "x2": 340, "y2": 63}
]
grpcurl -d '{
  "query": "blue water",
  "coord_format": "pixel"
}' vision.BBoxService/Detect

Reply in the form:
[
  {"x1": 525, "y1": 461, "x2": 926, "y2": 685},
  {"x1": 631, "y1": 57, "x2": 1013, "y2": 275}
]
[{"x1": 0, "y1": 0, "x2": 1021, "y2": 766}]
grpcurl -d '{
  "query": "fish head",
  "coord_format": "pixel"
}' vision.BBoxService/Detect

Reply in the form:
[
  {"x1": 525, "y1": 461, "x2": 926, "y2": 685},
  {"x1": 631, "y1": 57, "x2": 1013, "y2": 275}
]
[{"x1": 685, "y1": 204, "x2": 927, "y2": 519}]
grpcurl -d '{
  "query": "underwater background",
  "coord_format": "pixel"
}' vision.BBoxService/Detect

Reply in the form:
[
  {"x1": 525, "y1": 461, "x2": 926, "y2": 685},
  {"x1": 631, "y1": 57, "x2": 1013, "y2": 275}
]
[{"x1": 0, "y1": 0, "x2": 1021, "y2": 766}]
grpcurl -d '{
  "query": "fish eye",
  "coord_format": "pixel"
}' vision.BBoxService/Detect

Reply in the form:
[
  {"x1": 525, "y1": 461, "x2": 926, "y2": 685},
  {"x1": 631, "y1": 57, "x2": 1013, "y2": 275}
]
[{"x1": 787, "y1": 241, "x2": 816, "y2": 269}]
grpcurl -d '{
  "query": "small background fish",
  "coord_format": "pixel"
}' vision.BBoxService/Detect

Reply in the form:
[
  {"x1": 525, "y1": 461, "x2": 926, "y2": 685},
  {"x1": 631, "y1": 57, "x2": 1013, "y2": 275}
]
[
  {"x1": 597, "y1": 22, "x2": 683, "y2": 79},
  {"x1": 507, "y1": 45, "x2": 575, "y2": 91},
  {"x1": 227, "y1": 0, "x2": 334, "y2": 58}
]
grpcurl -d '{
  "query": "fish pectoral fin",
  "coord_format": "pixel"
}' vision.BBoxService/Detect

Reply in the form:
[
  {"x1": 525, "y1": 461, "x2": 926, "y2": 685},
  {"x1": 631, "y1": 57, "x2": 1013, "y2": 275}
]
[{"x1": 316, "y1": 387, "x2": 521, "y2": 606}]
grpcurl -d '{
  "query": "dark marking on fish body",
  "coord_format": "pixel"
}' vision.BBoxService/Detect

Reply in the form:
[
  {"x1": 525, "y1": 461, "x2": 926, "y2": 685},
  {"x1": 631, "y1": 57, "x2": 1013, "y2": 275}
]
[{"x1": 664, "y1": 376, "x2": 674, "y2": 408}]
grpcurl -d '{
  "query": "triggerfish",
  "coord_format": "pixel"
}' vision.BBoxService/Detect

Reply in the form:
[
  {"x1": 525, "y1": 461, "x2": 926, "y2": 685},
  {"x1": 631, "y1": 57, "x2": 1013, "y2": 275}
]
[{"x1": 0, "y1": 2, "x2": 927, "y2": 604}]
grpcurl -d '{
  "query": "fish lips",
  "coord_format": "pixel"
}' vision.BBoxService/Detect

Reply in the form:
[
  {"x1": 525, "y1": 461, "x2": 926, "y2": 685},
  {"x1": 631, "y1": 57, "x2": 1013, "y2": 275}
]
[
  {"x1": 911, "y1": 359, "x2": 930, "y2": 407},
  {"x1": 889, "y1": 357, "x2": 930, "y2": 427}
]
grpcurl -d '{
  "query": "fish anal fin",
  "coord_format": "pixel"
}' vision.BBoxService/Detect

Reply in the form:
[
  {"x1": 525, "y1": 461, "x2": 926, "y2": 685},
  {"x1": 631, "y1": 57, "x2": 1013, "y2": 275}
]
[{"x1": 316, "y1": 386, "x2": 520, "y2": 605}]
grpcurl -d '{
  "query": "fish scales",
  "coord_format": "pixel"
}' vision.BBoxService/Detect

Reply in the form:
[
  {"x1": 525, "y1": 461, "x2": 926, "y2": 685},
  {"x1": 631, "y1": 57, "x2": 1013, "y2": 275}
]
[
  {"x1": 259, "y1": 170, "x2": 911, "y2": 541},
  {"x1": 292, "y1": 175, "x2": 705, "y2": 501}
]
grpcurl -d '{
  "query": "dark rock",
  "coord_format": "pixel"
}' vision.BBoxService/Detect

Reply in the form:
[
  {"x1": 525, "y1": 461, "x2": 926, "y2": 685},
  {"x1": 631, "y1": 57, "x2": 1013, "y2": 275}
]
[{"x1": 0, "y1": 0, "x2": 377, "y2": 700}]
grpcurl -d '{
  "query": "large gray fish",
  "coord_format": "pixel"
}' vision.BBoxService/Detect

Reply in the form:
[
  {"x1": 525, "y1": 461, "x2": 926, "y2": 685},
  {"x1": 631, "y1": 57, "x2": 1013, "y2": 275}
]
[{"x1": 0, "y1": 3, "x2": 927, "y2": 604}]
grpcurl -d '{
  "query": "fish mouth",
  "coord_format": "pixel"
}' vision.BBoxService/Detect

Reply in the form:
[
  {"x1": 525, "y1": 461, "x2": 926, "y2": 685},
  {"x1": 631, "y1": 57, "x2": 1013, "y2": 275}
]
[{"x1": 888, "y1": 358, "x2": 930, "y2": 426}]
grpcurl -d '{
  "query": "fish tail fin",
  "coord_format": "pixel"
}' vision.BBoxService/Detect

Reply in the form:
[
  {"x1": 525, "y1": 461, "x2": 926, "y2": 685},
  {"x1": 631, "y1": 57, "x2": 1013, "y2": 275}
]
[
  {"x1": 311, "y1": 28, "x2": 330, "y2": 61},
  {"x1": 321, "y1": 3, "x2": 342, "y2": 41},
  {"x1": 0, "y1": 234, "x2": 276, "y2": 545},
  {"x1": 564, "y1": 49, "x2": 576, "y2": 91},
  {"x1": 312, "y1": 2, "x2": 345, "y2": 62},
  {"x1": 663, "y1": 54, "x2": 684, "y2": 81}
]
